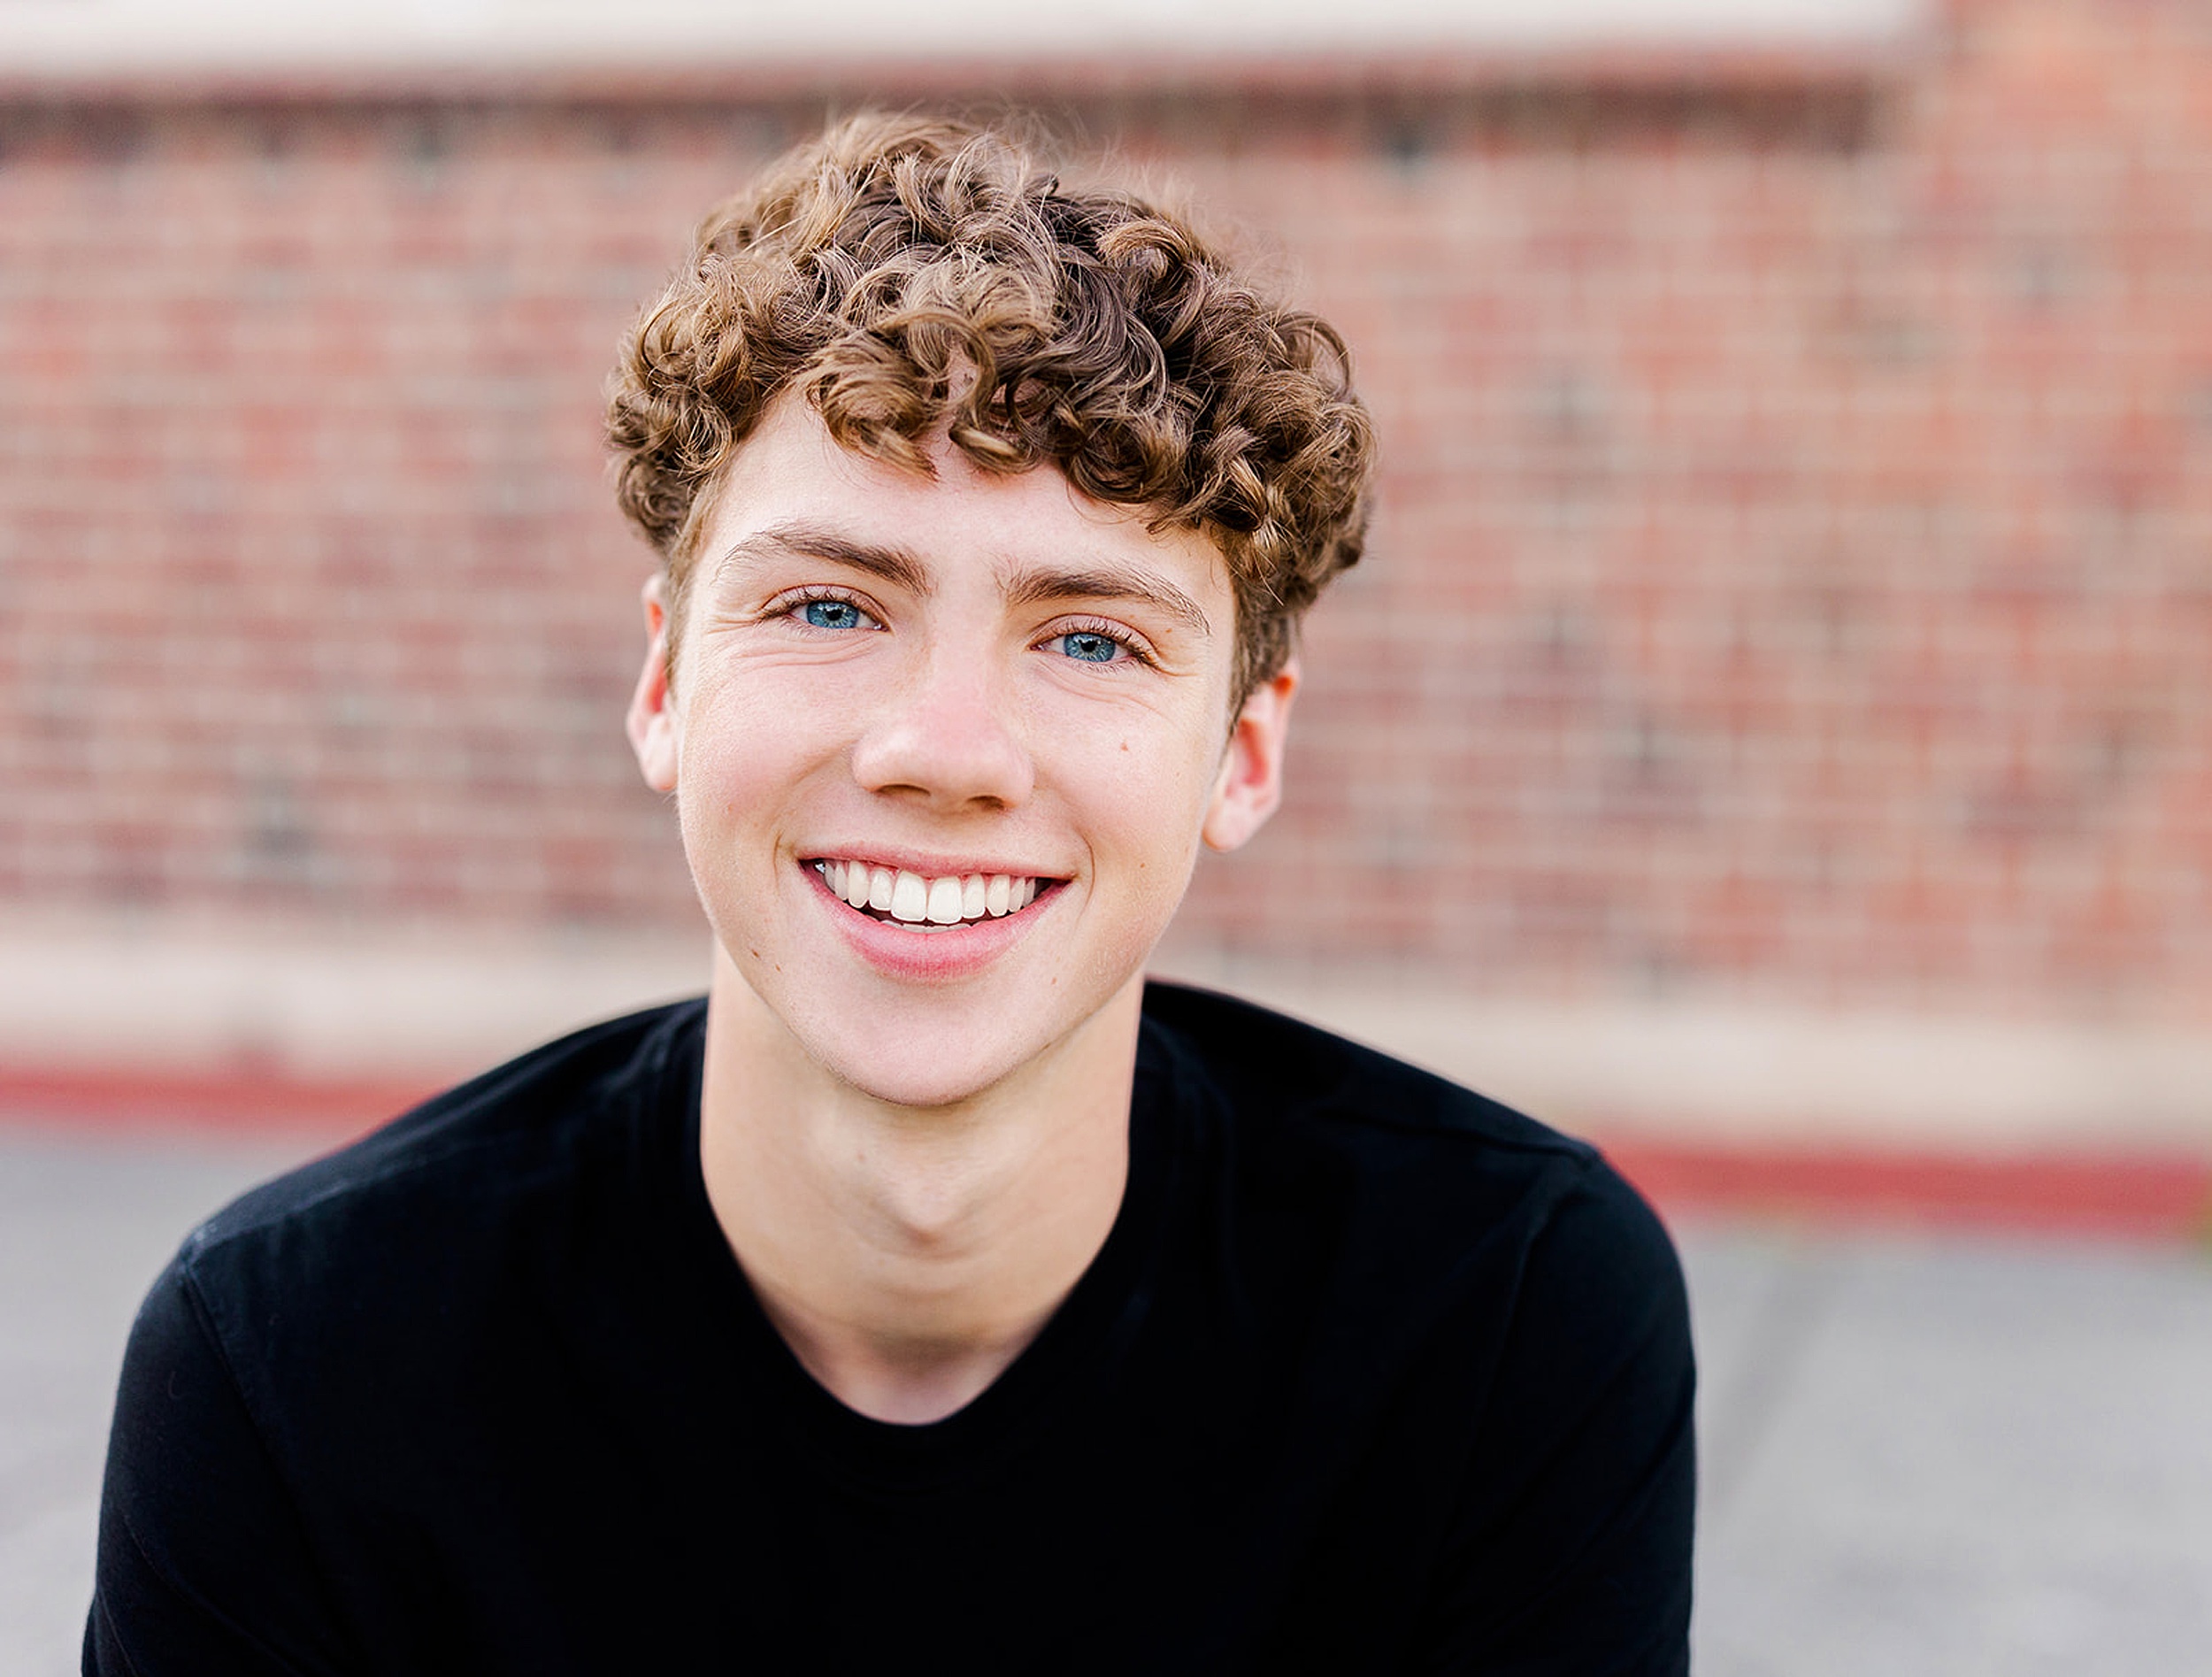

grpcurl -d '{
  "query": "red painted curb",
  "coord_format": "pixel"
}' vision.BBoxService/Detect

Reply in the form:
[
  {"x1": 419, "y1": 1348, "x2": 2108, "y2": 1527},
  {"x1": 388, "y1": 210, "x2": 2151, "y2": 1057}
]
[
  {"x1": 4, "y1": 1066, "x2": 2208, "y2": 1242},
  {"x1": 0, "y1": 1066, "x2": 442, "y2": 1141},
  {"x1": 1602, "y1": 1140, "x2": 2212, "y2": 1243}
]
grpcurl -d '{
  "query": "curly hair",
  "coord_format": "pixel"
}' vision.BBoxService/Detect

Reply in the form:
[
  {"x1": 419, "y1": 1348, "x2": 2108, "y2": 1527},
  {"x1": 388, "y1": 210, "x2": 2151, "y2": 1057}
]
[{"x1": 606, "y1": 110, "x2": 1374, "y2": 710}]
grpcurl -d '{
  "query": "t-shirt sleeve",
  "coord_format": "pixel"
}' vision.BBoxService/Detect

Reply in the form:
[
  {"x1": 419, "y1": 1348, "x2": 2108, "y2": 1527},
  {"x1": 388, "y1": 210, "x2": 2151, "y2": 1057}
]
[
  {"x1": 85, "y1": 1252, "x2": 356, "y2": 1677},
  {"x1": 1411, "y1": 1158, "x2": 1696, "y2": 1676}
]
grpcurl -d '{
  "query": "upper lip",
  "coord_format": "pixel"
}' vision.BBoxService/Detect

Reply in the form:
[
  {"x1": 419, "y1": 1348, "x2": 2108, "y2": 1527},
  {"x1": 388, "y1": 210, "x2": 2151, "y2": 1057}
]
[{"x1": 799, "y1": 847, "x2": 1066, "y2": 881}]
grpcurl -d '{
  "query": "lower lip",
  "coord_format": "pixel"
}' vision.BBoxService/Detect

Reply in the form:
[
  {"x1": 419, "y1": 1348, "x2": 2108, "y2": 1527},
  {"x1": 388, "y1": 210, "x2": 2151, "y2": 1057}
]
[{"x1": 809, "y1": 866, "x2": 1056, "y2": 982}]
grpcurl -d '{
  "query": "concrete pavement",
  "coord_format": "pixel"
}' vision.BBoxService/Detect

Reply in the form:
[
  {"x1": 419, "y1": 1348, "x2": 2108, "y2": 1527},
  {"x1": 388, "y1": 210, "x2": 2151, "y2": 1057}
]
[
  {"x1": 1692, "y1": 1227, "x2": 2212, "y2": 1675},
  {"x1": 4, "y1": 1125, "x2": 2209, "y2": 1675},
  {"x1": 2, "y1": 1129, "x2": 308, "y2": 1676}
]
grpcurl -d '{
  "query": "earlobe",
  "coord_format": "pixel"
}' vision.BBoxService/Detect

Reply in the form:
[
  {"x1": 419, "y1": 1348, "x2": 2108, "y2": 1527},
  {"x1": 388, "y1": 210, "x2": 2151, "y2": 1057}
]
[
  {"x1": 626, "y1": 573, "x2": 680, "y2": 794},
  {"x1": 1201, "y1": 662, "x2": 1298, "y2": 853}
]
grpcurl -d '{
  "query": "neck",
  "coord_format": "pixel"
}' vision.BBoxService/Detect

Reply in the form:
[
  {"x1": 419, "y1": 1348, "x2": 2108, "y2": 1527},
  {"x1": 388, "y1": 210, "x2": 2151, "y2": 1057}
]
[{"x1": 697, "y1": 949, "x2": 1140, "y2": 1425}]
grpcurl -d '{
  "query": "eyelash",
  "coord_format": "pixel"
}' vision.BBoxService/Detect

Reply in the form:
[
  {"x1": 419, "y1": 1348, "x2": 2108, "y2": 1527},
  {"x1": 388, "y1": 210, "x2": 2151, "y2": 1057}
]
[
  {"x1": 1045, "y1": 616, "x2": 1155, "y2": 669},
  {"x1": 771, "y1": 590, "x2": 1155, "y2": 668},
  {"x1": 773, "y1": 587, "x2": 881, "y2": 630}
]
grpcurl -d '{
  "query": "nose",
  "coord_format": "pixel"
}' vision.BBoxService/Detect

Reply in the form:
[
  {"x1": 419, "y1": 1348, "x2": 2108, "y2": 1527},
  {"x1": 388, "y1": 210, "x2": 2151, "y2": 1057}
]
[{"x1": 849, "y1": 644, "x2": 1035, "y2": 812}]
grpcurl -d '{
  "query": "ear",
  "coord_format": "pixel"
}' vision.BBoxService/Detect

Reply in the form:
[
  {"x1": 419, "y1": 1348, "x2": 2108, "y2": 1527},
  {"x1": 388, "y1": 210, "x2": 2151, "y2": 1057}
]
[
  {"x1": 1201, "y1": 661, "x2": 1298, "y2": 853},
  {"x1": 626, "y1": 573, "x2": 680, "y2": 794}
]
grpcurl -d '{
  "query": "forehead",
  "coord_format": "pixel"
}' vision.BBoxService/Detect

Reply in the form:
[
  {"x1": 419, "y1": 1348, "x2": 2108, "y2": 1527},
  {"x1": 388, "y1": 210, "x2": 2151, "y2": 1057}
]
[{"x1": 695, "y1": 394, "x2": 1233, "y2": 619}]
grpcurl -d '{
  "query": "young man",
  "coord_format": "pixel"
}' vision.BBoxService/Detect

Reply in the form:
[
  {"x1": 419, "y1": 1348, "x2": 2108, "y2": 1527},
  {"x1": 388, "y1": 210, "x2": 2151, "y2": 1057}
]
[{"x1": 88, "y1": 114, "x2": 1694, "y2": 1673}]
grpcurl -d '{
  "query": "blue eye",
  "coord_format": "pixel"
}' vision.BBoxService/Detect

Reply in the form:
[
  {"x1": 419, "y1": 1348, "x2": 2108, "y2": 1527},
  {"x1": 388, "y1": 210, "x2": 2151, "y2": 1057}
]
[
  {"x1": 800, "y1": 599, "x2": 866, "y2": 630},
  {"x1": 1056, "y1": 631, "x2": 1122, "y2": 664}
]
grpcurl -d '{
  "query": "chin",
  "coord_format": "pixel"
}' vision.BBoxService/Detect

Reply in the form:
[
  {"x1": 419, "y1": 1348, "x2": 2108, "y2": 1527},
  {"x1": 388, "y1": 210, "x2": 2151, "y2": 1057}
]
[
  {"x1": 710, "y1": 899, "x2": 1161, "y2": 1112},
  {"x1": 806, "y1": 1025, "x2": 1038, "y2": 1112},
  {"x1": 783, "y1": 964, "x2": 1145, "y2": 1112}
]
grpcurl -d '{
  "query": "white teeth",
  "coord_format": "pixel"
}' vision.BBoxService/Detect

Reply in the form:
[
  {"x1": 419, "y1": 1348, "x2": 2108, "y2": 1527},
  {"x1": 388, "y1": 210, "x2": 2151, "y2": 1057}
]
[
  {"x1": 890, "y1": 870, "x2": 929, "y2": 923},
  {"x1": 926, "y1": 876, "x2": 964, "y2": 925},
  {"x1": 822, "y1": 859, "x2": 1045, "y2": 926}
]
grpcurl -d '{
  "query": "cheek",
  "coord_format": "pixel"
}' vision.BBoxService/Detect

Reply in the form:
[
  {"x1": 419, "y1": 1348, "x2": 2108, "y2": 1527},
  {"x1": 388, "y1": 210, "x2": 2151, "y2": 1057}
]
[
  {"x1": 672, "y1": 674, "x2": 841, "y2": 853},
  {"x1": 1072, "y1": 722, "x2": 1221, "y2": 894}
]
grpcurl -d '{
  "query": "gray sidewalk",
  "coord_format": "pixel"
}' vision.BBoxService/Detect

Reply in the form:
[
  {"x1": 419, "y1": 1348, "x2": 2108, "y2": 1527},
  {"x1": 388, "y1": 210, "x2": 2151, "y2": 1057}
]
[{"x1": 5, "y1": 1127, "x2": 2210, "y2": 1675}]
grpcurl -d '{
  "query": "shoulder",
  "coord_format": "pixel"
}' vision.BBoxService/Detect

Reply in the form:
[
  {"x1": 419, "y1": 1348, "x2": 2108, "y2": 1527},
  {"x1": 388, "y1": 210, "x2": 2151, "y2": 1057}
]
[
  {"x1": 1137, "y1": 981, "x2": 1694, "y2": 1661},
  {"x1": 1139, "y1": 976, "x2": 1682, "y2": 1338},
  {"x1": 170, "y1": 998, "x2": 704, "y2": 1366},
  {"x1": 1141, "y1": 975, "x2": 1623, "y2": 1203},
  {"x1": 1141, "y1": 978, "x2": 1593, "y2": 1157},
  {"x1": 191, "y1": 998, "x2": 702, "y2": 1256}
]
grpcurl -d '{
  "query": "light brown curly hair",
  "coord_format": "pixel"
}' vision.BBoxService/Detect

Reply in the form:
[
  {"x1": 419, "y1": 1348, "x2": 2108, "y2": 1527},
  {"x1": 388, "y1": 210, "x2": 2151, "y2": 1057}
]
[{"x1": 606, "y1": 110, "x2": 1374, "y2": 711}]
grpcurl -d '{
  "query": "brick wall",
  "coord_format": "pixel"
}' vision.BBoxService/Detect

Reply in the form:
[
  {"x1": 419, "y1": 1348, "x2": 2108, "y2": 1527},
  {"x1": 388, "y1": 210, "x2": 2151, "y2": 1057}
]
[{"x1": 3, "y1": 0, "x2": 2208, "y2": 1021}]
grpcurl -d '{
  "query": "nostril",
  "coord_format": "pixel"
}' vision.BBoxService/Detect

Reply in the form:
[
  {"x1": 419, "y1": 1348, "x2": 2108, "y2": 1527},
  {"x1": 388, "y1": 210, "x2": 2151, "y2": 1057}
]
[{"x1": 848, "y1": 695, "x2": 1035, "y2": 809}]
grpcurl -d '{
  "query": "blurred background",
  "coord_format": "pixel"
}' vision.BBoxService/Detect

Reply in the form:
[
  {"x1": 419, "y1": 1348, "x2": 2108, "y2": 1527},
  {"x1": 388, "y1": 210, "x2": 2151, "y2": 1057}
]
[{"x1": 2, "y1": 0, "x2": 2208, "y2": 1672}]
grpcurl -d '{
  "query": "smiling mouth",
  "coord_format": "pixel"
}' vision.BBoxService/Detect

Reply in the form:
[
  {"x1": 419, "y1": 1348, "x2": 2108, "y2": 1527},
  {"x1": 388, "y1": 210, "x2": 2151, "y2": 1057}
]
[{"x1": 813, "y1": 858, "x2": 1048, "y2": 932}]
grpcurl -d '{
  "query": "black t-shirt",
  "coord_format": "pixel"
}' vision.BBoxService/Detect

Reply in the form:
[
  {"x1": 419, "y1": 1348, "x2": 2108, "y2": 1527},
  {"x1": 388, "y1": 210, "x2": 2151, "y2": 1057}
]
[{"x1": 87, "y1": 982, "x2": 1694, "y2": 1675}]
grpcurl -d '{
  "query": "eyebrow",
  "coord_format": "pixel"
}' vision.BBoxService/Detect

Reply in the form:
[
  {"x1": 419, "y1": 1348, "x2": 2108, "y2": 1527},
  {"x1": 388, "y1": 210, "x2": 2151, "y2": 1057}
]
[
  {"x1": 1000, "y1": 561, "x2": 1213, "y2": 640},
  {"x1": 709, "y1": 522, "x2": 931, "y2": 596},
  {"x1": 710, "y1": 520, "x2": 1211, "y2": 640}
]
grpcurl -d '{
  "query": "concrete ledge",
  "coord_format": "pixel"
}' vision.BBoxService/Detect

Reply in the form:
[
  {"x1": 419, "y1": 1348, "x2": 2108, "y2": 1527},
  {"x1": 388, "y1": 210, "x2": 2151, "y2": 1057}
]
[
  {"x1": 1148, "y1": 955, "x2": 2212, "y2": 1154},
  {"x1": 0, "y1": 0, "x2": 1927, "y2": 81},
  {"x1": 1, "y1": 916, "x2": 2207, "y2": 1154},
  {"x1": 0, "y1": 914, "x2": 711, "y2": 1089}
]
